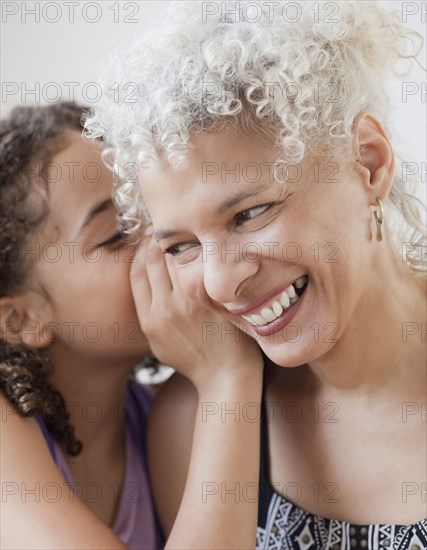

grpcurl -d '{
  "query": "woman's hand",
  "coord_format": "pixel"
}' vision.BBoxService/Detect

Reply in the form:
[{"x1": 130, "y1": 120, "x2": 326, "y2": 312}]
[{"x1": 130, "y1": 232, "x2": 263, "y2": 391}]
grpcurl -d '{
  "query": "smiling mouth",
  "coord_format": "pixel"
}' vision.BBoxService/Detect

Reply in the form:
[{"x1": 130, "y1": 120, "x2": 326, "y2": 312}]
[{"x1": 241, "y1": 275, "x2": 308, "y2": 326}]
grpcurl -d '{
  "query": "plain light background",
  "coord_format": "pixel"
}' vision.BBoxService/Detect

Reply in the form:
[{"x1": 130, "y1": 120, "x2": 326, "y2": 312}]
[{"x1": 2, "y1": 0, "x2": 426, "y2": 171}]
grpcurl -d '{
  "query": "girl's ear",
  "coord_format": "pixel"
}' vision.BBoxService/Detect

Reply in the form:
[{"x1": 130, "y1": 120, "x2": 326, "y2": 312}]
[
  {"x1": 352, "y1": 113, "x2": 395, "y2": 204},
  {"x1": 0, "y1": 296, "x2": 54, "y2": 349}
]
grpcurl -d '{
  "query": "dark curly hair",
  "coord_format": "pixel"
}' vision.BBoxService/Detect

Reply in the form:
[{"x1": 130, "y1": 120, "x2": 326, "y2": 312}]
[
  {"x1": 1, "y1": 102, "x2": 158, "y2": 456},
  {"x1": 1, "y1": 102, "x2": 86, "y2": 455}
]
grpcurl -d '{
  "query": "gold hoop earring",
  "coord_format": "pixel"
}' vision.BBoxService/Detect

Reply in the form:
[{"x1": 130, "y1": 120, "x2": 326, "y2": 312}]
[{"x1": 373, "y1": 197, "x2": 384, "y2": 241}]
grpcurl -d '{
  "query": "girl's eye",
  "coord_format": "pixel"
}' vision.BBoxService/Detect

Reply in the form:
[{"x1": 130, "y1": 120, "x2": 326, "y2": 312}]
[
  {"x1": 98, "y1": 232, "x2": 125, "y2": 249},
  {"x1": 235, "y1": 203, "x2": 273, "y2": 226}
]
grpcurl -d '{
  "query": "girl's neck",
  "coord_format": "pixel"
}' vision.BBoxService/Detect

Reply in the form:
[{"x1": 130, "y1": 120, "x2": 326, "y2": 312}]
[
  {"x1": 46, "y1": 353, "x2": 141, "y2": 527},
  {"x1": 48, "y1": 352, "x2": 136, "y2": 458}
]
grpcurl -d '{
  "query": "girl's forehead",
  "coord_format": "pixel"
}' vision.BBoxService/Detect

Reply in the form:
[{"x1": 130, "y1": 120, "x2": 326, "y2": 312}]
[{"x1": 43, "y1": 137, "x2": 114, "y2": 234}]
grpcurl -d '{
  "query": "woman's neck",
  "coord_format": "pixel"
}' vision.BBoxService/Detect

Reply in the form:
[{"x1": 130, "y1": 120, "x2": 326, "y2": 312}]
[{"x1": 307, "y1": 250, "x2": 426, "y2": 398}]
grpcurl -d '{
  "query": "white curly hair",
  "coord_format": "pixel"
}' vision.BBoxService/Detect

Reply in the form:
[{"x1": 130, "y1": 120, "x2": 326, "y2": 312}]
[{"x1": 84, "y1": 0, "x2": 426, "y2": 274}]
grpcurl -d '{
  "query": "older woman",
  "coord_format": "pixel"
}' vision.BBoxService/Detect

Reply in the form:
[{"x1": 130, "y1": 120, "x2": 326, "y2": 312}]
[{"x1": 86, "y1": 1, "x2": 427, "y2": 548}]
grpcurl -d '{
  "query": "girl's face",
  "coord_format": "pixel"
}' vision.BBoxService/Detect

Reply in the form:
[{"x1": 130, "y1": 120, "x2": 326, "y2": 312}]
[
  {"x1": 139, "y1": 129, "x2": 381, "y2": 368},
  {"x1": 30, "y1": 130, "x2": 150, "y2": 363}
]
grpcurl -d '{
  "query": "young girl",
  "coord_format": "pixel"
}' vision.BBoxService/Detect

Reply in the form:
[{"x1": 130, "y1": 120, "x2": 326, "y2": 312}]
[
  {"x1": 0, "y1": 102, "x2": 258, "y2": 549},
  {"x1": 0, "y1": 101, "x2": 163, "y2": 549},
  {"x1": 85, "y1": 1, "x2": 427, "y2": 548}
]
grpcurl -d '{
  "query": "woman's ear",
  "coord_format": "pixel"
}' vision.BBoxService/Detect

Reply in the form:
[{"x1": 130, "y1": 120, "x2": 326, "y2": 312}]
[
  {"x1": 0, "y1": 296, "x2": 54, "y2": 349},
  {"x1": 352, "y1": 113, "x2": 395, "y2": 204}
]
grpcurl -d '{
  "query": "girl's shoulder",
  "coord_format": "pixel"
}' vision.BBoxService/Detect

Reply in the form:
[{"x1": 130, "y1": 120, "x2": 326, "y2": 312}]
[
  {"x1": 146, "y1": 371, "x2": 198, "y2": 437},
  {"x1": 0, "y1": 391, "x2": 125, "y2": 549},
  {"x1": 127, "y1": 372, "x2": 198, "y2": 423},
  {"x1": 146, "y1": 372, "x2": 198, "y2": 537}
]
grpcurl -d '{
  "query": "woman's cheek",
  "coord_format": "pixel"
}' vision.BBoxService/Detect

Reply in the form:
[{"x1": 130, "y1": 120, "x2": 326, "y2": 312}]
[
  {"x1": 251, "y1": 221, "x2": 298, "y2": 263},
  {"x1": 178, "y1": 260, "x2": 209, "y2": 304}
]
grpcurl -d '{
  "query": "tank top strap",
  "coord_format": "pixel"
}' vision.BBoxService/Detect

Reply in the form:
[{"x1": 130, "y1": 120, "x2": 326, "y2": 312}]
[
  {"x1": 35, "y1": 415, "x2": 56, "y2": 458},
  {"x1": 124, "y1": 380, "x2": 152, "y2": 468},
  {"x1": 258, "y1": 359, "x2": 275, "y2": 528},
  {"x1": 125, "y1": 380, "x2": 165, "y2": 548}
]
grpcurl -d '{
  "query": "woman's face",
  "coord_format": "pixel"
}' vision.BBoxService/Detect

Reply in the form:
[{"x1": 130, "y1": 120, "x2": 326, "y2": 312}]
[
  {"x1": 139, "y1": 128, "x2": 378, "y2": 368},
  {"x1": 30, "y1": 130, "x2": 150, "y2": 363}
]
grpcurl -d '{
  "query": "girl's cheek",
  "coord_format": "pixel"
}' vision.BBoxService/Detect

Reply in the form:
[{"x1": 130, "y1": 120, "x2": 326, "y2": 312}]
[{"x1": 103, "y1": 242, "x2": 137, "y2": 266}]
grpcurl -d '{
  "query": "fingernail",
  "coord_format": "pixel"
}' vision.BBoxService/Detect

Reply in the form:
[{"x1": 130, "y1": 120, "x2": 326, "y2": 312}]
[{"x1": 143, "y1": 224, "x2": 154, "y2": 237}]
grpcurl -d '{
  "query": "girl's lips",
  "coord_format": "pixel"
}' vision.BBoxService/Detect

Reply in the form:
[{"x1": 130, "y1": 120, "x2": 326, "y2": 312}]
[{"x1": 243, "y1": 280, "x2": 308, "y2": 338}]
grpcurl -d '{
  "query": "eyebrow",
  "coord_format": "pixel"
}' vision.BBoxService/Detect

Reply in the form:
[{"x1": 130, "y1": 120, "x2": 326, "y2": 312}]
[
  {"x1": 214, "y1": 189, "x2": 265, "y2": 215},
  {"x1": 78, "y1": 198, "x2": 114, "y2": 237},
  {"x1": 154, "y1": 188, "x2": 266, "y2": 242}
]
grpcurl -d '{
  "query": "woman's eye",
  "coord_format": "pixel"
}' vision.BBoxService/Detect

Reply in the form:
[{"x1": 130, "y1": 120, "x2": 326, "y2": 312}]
[
  {"x1": 235, "y1": 203, "x2": 273, "y2": 226},
  {"x1": 164, "y1": 241, "x2": 199, "y2": 257},
  {"x1": 98, "y1": 232, "x2": 125, "y2": 249}
]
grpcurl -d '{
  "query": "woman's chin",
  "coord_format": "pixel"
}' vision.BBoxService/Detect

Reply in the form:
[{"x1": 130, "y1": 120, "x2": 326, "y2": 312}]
[{"x1": 259, "y1": 335, "x2": 335, "y2": 369}]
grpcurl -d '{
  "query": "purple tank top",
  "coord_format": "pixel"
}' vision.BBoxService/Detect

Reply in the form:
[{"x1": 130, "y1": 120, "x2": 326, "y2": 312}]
[{"x1": 37, "y1": 381, "x2": 164, "y2": 550}]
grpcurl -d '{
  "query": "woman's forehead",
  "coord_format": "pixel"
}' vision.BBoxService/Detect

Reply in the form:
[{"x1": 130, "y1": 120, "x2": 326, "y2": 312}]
[
  {"x1": 139, "y1": 130, "x2": 286, "y2": 191},
  {"x1": 138, "y1": 129, "x2": 331, "y2": 215}
]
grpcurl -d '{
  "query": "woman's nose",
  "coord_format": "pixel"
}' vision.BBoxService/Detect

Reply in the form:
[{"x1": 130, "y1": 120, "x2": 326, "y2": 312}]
[{"x1": 202, "y1": 240, "x2": 260, "y2": 305}]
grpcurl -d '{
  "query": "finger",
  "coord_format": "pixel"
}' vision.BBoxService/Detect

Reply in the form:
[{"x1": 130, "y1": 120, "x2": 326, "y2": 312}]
[
  {"x1": 144, "y1": 234, "x2": 174, "y2": 301},
  {"x1": 164, "y1": 253, "x2": 181, "y2": 290},
  {"x1": 129, "y1": 234, "x2": 149, "y2": 279},
  {"x1": 129, "y1": 241, "x2": 153, "y2": 313}
]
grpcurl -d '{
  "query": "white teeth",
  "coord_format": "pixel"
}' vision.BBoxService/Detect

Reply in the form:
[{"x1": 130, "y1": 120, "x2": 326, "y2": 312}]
[
  {"x1": 252, "y1": 314, "x2": 267, "y2": 325},
  {"x1": 286, "y1": 284, "x2": 296, "y2": 299},
  {"x1": 261, "y1": 307, "x2": 276, "y2": 322},
  {"x1": 294, "y1": 275, "x2": 307, "y2": 289},
  {"x1": 280, "y1": 291, "x2": 290, "y2": 308},
  {"x1": 272, "y1": 301, "x2": 283, "y2": 317},
  {"x1": 243, "y1": 276, "x2": 308, "y2": 326}
]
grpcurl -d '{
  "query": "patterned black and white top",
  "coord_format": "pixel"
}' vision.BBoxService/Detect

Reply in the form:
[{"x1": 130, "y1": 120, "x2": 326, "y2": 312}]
[{"x1": 256, "y1": 386, "x2": 427, "y2": 550}]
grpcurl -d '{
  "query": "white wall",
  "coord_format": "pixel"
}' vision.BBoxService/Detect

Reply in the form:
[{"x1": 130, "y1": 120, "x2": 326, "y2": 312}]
[
  {"x1": 2, "y1": 1, "x2": 426, "y2": 172},
  {"x1": 1, "y1": 1, "x2": 172, "y2": 112}
]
